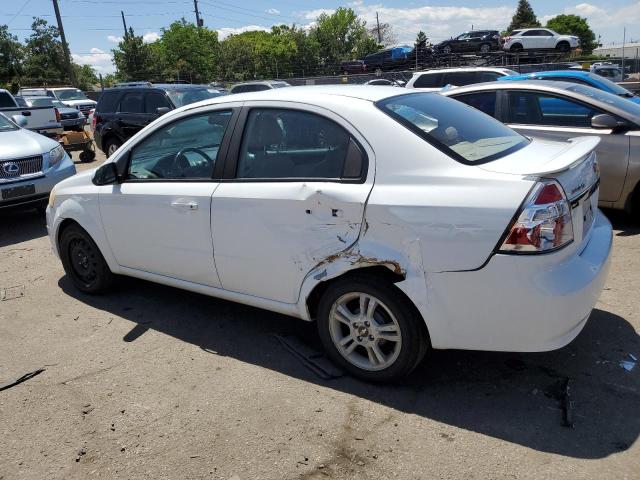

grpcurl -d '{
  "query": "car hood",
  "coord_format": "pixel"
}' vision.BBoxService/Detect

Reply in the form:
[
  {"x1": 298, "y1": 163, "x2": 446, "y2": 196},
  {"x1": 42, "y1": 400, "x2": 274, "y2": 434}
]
[{"x1": 0, "y1": 128, "x2": 59, "y2": 160}]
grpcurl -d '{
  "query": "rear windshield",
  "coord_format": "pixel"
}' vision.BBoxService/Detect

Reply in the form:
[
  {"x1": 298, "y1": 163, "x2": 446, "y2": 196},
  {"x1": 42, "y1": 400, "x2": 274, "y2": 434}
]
[
  {"x1": 376, "y1": 93, "x2": 529, "y2": 164},
  {"x1": 165, "y1": 88, "x2": 226, "y2": 107},
  {"x1": 28, "y1": 97, "x2": 54, "y2": 107}
]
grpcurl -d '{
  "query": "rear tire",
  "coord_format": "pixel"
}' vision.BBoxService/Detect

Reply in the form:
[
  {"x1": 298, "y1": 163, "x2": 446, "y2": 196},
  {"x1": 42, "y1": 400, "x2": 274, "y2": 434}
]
[
  {"x1": 479, "y1": 43, "x2": 491, "y2": 54},
  {"x1": 510, "y1": 43, "x2": 523, "y2": 52},
  {"x1": 59, "y1": 224, "x2": 114, "y2": 294},
  {"x1": 556, "y1": 41, "x2": 570, "y2": 53},
  {"x1": 316, "y1": 275, "x2": 428, "y2": 382},
  {"x1": 442, "y1": 45, "x2": 452, "y2": 55}
]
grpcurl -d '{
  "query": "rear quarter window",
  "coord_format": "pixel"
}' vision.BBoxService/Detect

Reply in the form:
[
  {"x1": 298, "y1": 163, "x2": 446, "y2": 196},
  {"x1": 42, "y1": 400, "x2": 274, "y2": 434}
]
[
  {"x1": 97, "y1": 91, "x2": 121, "y2": 113},
  {"x1": 0, "y1": 92, "x2": 16, "y2": 108},
  {"x1": 413, "y1": 73, "x2": 443, "y2": 88}
]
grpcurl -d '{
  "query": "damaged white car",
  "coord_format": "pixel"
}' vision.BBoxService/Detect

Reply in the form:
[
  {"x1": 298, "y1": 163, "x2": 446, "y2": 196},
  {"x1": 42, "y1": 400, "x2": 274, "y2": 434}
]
[{"x1": 47, "y1": 86, "x2": 612, "y2": 381}]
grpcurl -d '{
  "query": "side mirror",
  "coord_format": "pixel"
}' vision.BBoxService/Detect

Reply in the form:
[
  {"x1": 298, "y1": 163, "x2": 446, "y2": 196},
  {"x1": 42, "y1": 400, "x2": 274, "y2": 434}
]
[
  {"x1": 11, "y1": 115, "x2": 28, "y2": 127},
  {"x1": 156, "y1": 107, "x2": 170, "y2": 116},
  {"x1": 92, "y1": 162, "x2": 119, "y2": 186},
  {"x1": 591, "y1": 113, "x2": 622, "y2": 129}
]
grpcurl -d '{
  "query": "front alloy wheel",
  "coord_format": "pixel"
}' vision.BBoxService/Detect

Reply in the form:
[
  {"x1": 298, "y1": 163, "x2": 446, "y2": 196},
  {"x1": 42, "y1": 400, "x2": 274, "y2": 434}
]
[{"x1": 317, "y1": 276, "x2": 428, "y2": 382}]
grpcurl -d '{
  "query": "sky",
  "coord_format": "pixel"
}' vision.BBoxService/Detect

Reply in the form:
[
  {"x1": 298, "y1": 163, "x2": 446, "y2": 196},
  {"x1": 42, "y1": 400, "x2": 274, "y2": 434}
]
[{"x1": 2, "y1": 0, "x2": 639, "y2": 75}]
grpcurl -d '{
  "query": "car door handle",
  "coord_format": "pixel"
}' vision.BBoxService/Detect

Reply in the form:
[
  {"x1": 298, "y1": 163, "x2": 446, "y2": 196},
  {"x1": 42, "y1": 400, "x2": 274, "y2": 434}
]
[{"x1": 171, "y1": 200, "x2": 198, "y2": 210}]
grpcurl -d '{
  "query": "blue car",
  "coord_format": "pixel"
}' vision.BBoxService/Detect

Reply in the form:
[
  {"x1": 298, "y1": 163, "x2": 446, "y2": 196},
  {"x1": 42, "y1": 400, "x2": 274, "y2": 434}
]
[{"x1": 499, "y1": 70, "x2": 640, "y2": 105}]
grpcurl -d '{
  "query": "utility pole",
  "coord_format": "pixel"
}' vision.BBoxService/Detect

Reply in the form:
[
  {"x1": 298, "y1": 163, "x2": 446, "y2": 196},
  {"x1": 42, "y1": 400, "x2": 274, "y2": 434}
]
[
  {"x1": 52, "y1": 0, "x2": 77, "y2": 87},
  {"x1": 622, "y1": 27, "x2": 626, "y2": 74},
  {"x1": 194, "y1": 0, "x2": 202, "y2": 28},
  {"x1": 121, "y1": 10, "x2": 128, "y2": 38},
  {"x1": 376, "y1": 12, "x2": 381, "y2": 43}
]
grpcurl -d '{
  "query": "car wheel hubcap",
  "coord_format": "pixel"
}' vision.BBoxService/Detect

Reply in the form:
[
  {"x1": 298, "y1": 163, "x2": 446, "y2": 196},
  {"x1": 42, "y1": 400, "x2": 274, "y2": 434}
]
[
  {"x1": 69, "y1": 238, "x2": 98, "y2": 284},
  {"x1": 481, "y1": 45, "x2": 489, "y2": 52},
  {"x1": 108, "y1": 144, "x2": 118, "y2": 155},
  {"x1": 329, "y1": 292, "x2": 402, "y2": 371}
]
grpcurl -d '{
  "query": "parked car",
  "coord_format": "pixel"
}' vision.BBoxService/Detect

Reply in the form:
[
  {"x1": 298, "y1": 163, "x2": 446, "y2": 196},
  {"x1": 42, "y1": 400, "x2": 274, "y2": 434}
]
[
  {"x1": 20, "y1": 96, "x2": 87, "y2": 131},
  {"x1": 503, "y1": 28, "x2": 579, "y2": 52},
  {"x1": 0, "y1": 113, "x2": 75, "y2": 210},
  {"x1": 405, "y1": 67, "x2": 517, "y2": 89},
  {"x1": 340, "y1": 60, "x2": 367, "y2": 75},
  {"x1": 94, "y1": 83, "x2": 228, "y2": 157},
  {"x1": 434, "y1": 30, "x2": 502, "y2": 55},
  {"x1": 499, "y1": 70, "x2": 640, "y2": 104},
  {"x1": 363, "y1": 46, "x2": 413, "y2": 73},
  {"x1": 442, "y1": 81, "x2": 640, "y2": 217},
  {"x1": 591, "y1": 65, "x2": 625, "y2": 83},
  {"x1": 47, "y1": 86, "x2": 611, "y2": 381},
  {"x1": 0, "y1": 89, "x2": 63, "y2": 137},
  {"x1": 18, "y1": 87, "x2": 97, "y2": 116},
  {"x1": 229, "y1": 80, "x2": 291, "y2": 94}
]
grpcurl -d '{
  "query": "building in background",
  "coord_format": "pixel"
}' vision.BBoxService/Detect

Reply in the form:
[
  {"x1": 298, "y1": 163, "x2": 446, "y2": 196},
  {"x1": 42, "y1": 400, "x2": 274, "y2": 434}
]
[{"x1": 594, "y1": 43, "x2": 640, "y2": 59}]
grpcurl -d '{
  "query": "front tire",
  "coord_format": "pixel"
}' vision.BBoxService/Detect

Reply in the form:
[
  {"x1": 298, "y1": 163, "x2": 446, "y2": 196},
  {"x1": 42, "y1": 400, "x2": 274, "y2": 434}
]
[
  {"x1": 556, "y1": 41, "x2": 570, "y2": 53},
  {"x1": 59, "y1": 224, "x2": 114, "y2": 294},
  {"x1": 104, "y1": 137, "x2": 122, "y2": 158},
  {"x1": 442, "y1": 45, "x2": 452, "y2": 55},
  {"x1": 317, "y1": 275, "x2": 428, "y2": 382},
  {"x1": 510, "y1": 43, "x2": 523, "y2": 52},
  {"x1": 479, "y1": 43, "x2": 491, "y2": 54}
]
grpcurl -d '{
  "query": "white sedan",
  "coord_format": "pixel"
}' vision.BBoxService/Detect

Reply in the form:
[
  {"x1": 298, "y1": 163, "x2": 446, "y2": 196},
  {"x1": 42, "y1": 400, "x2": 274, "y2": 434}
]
[{"x1": 46, "y1": 86, "x2": 612, "y2": 381}]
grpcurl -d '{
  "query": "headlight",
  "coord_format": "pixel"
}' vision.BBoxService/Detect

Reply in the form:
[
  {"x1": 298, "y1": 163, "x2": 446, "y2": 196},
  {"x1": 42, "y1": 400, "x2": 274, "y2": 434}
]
[
  {"x1": 49, "y1": 145, "x2": 66, "y2": 167},
  {"x1": 48, "y1": 185, "x2": 57, "y2": 208}
]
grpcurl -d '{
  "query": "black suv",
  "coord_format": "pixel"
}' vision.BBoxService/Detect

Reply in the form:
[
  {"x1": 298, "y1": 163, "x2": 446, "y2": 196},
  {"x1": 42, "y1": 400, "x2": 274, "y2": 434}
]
[
  {"x1": 94, "y1": 84, "x2": 227, "y2": 157},
  {"x1": 434, "y1": 30, "x2": 502, "y2": 55}
]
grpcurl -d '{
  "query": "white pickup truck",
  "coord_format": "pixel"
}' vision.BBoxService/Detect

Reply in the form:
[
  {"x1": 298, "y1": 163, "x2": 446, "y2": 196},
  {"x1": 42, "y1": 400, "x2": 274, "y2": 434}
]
[{"x1": 0, "y1": 89, "x2": 62, "y2": 137}]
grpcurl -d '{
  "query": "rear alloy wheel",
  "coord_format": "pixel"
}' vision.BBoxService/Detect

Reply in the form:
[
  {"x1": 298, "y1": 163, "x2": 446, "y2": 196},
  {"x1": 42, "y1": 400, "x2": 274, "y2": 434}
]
[
  {"x1": 104, "y1": 138, "x2": 122, "y2": 158},
  {"x1": 60, "y1": 224, "x2": 114, "y2": 294},
  {"x1": 556, "y1": 41, "x2": 570, "y2": 53},
  {"x1": 479, "y1": 43, "x2": 491, "y2": 54},
  {"x1": 317, "y1": 276, "x2": 428, "y2": 382},
  {"x1": 442, "y1": 45, "x2": 452, "y2": 55}
]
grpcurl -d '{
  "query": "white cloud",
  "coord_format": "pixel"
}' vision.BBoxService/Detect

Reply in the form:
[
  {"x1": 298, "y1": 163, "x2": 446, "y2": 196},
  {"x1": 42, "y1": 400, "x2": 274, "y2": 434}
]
[
  {"x1": 107, "y1": 35, "x2": 123, "y2": 43},
  {"x1": 266, "y1": 8, "x2": 280, "y2": 15},
  {"x1": 71, "y1": 48, "x2": 114, "y2": 75},
  {"x1": 301, "y1": 8, "x2": 336, "y2": 21},
  {"x1": 217, "y1": 25, "x2": 270, "y2": 40},
  {"x1": 142, "y1": 32, "x2": 160, "y2": 43}
]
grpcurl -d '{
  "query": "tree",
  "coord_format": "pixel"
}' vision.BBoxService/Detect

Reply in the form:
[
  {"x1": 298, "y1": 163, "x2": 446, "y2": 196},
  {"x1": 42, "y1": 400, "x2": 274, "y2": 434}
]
[
  {"x1": 155, "y1": 19, "x2": 219, "y2": 83},
  {"x1": 22, "y1": 18, "x2": 68, "y2": 84},
  {"x1": 112, "y1": 27, "x2": 156, "y2": 81},
  {"x1": 0, "y1": 25, "x2": 23, "y2": 86},
  {"x1": 415, "y1": 31, "x2": 428, "y2": 48},
  {"x1": 73, "y1": 64, "x2": 98, "y2": 91},
  {"x1": 507, "y1": 0, "x2": 541, "y2": 33},
  {"x1": 368, "y1": 22, "x2": 396, "y2": 47},
  {"x1": 310, "y1": 7, "x2": 380, "y2": 74},
  {"x1": 546, "y1": 14, "x2": 598, "y2": 54}
]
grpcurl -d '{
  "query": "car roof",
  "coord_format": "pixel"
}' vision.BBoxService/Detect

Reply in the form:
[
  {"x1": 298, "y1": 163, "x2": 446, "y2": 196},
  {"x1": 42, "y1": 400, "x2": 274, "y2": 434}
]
[
  {"x1": 102, "y1": 84, "x2": 212, "y2": 93},
  {"x1": 412, "y1": 67, "x2": 513, "y2": 75},
  {"x1": 232, "y1": 80, "x2": 286, "y2": 86},
  {"x1": 502, "y1": 70, "x2": 591, "y2": 80},
  {"x1": 178, "y1": 85, "x2": 420, "y2": 108}
]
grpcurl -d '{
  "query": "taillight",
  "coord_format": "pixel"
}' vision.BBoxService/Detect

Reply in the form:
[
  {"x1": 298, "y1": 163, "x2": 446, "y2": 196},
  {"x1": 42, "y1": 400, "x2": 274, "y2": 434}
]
[
  {"x1": 92, "y1": 114, "x2": 98, "y2": 130},
  {"x1": 54, "y1": 107, "x2": 61, "y2": 122},
  {"x1": 499, "y1": 180, "x2": 573, "y2": 254},
  {"x1": 504, "y1": 36, "x2": 511, "y2": 42}
]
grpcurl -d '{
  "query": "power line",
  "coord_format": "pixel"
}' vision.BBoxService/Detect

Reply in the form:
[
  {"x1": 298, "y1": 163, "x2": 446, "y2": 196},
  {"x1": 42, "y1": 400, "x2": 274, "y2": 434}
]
[{"x1": 6, "y1": 0, "x2": 32, "y2": 26}]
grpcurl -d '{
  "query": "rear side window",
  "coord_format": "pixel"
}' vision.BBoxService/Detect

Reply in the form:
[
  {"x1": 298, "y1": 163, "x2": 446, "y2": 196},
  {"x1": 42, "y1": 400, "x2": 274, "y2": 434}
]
[
  {"x1": 236, "y1": 109, "x2": 363, "y2": 180},
  {"x1": 475, "y1": 71, "x2": 503, "y2": 83},
  {"x1": 377, "y1": 93, "x2": 528, "y2": 164},
  {"x1": 97, "y1": 91, "x2": 120, "y2": 113},
  {"x1": 118, "y1": 92, "x2": 144, "y2": 113},
  {"x1": 453, "y1": 91, "x2": 498, "y2": 117},
  {"x1": 0, "y1": 92, "x2": 15, "y2": 108},
  {"x1": 505, "y1": 91, "x2": 602, "y2": 128},
  {"x1": 413, "y1": 73, "x2": 442, "y2": 88},
  {"x1": 442, "y1": 72, "x2": 480, "y2": 86}
]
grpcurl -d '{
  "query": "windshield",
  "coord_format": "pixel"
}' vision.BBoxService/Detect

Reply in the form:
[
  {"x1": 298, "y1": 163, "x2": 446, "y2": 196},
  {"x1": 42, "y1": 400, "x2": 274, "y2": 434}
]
[
  {"x1": 51, "y1": 99, "x2": 67, "y2": 108},
  {"x1": 28, "y1": 97, "x2": 54, "y2": 107},
  {"x1": 377, "y1": 93, "x2": 529, "y2": 164},
  {"x1": 568, "y1": 84, "x2": 640, "y2": 118},
  {"x1": 166, "y1": 88, "x2": 227, "y2": 107},
  {"x1": 587, "y1": 73, "x2": 634, "y2": 97},
  {"x1": 0, "y1": 113, "x2": 18, "y2": 132},
  {"x1": 56, "y1": 89, "x2": 89, "y2": 101}
]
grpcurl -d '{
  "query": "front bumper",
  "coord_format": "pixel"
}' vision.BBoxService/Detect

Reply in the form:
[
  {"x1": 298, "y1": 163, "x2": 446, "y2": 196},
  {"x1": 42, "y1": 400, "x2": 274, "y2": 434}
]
[
  {"x1": 426, "y1": 210, "x2": 613, "y2": 352},
  {"x1": 0, "y1": 155, "x2": 76, "y2": 209}
]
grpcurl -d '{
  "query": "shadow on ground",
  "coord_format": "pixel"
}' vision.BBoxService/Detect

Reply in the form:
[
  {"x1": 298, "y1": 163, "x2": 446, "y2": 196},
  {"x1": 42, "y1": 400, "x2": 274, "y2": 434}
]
[
  {"x1": 59, "y1": 273, "x2": 640, "y2": 460},
  {"x1": 0, "y1": 208, "x2": 47, "y2": 248},
  {"x1": 603, "y1": 208, "x2": 639, "y2": 237}
]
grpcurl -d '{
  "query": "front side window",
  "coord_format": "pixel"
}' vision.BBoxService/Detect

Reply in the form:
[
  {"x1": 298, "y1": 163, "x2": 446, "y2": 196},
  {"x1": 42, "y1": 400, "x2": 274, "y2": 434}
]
[
  {"x1": 377, "y1": 93, "x2": 528, "y2": 164},
  {"x1": 127, "y1": 110, "x2": 232, "y2": 180},
  {"x1": 145, "y1": 92, "x2": 170, "y2": 113},
  {"x1": 236, "y1": 109, "x2": 363, "y2": 180},
  {"x1": 505, "y1": 91, "x2": 602, "y2": 127},
  {"x1": 119, "y1": 92, "x2": 144, "y2": 113},
  {"x1": 0, "y1": 92, "x2": 15, "y2": 108}
]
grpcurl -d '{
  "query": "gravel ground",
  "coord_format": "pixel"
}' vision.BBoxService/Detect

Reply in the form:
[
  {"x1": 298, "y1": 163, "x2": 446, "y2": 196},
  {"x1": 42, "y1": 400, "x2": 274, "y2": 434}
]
[{"x1": 0, "y1": 148, "x2": 639, "y2": 480}]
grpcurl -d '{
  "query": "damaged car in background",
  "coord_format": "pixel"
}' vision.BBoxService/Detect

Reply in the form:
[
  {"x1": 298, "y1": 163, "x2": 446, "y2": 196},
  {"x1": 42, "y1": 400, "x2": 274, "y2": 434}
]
[{"x1": 46, "y1": 86, "x2": 612, "y2": 381}]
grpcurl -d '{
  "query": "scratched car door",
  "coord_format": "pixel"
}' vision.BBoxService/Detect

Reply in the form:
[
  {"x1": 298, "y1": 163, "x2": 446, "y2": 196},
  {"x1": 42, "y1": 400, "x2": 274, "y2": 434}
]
[{"x1": 211, "y1": 103, "x2": 374, "y2": 304}]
